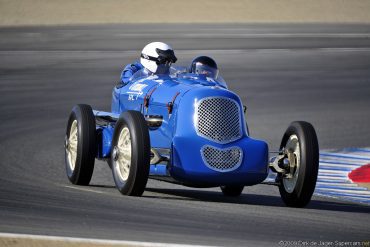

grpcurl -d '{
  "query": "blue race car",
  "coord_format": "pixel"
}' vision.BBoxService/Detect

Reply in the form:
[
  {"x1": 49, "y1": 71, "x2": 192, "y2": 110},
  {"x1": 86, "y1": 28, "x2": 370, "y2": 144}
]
[{"x1": 64, "y1": 65, "x2": 319, "y2": 207}]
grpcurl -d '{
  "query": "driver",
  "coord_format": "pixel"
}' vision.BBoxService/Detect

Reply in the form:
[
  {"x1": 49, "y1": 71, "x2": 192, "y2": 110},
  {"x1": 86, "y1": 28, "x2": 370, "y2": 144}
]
[
  {"x1": 189, "y1": 56, "x2": 219, "y2": 79},
  {"x1": 120, "y1": 42, "x2": 177, "y2": 85}
]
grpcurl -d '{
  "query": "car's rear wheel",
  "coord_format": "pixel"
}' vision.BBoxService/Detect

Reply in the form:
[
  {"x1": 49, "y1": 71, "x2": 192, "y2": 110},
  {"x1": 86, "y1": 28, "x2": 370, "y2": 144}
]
[
  {"x1": 65, "y1": 104, "x2": 96, "y2": 185},
  {"x1": 220, "y1": 185, "x2": 244, "y2": 197},
  {"x1": 278, "y1": 121, "x2": 319, "y2": 207},
  {"x1": 111, "y1": 111, "x2": 150, "y2": 196}
]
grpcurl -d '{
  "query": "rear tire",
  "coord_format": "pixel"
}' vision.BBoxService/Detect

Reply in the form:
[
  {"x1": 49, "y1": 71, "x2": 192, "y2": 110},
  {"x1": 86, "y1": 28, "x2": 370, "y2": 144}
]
[
  {"x1": 65, "y1": 104, "x2": 96, "y2": 185},
  {"x1": 278, "y1": 121, "x2": 319, "y2": 207},
  {"x1": 220, "y1": 185, "x2": 244, "y2": 197},
  {"x1": 111, "y1": 111, "x2": 150, "y2": 196}
]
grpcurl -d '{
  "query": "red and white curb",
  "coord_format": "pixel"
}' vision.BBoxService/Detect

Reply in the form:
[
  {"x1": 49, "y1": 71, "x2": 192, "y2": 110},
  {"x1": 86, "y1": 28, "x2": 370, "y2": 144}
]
[
  {"x1": 265, "y1": 148, "x2": 370, "y2": 205},
  {"x1": 316, "y1": 148, "x2": 370, "y2": 205}
]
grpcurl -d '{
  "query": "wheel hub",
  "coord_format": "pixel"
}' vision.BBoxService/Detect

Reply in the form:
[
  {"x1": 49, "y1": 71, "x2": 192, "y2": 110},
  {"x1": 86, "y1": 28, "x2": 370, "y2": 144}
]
[
  {"x1": 112, "y1": 146, "x2": 119, "y2": 161},
  {"x1": 65, "y1": 136, "x2": 69, "y2": 149},
  {"x1": 282, "y1": 134, "x2": 300, "y2": 193}
]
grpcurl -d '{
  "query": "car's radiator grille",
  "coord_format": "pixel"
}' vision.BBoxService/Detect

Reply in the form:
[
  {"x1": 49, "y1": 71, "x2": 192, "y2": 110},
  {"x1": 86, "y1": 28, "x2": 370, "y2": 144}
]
[
  {"x1": 201, "y1": 145, "x2": 243, "y2": 172},
  {"x1": 196, "y1": 97, "x2": 242, "y2": 143}
]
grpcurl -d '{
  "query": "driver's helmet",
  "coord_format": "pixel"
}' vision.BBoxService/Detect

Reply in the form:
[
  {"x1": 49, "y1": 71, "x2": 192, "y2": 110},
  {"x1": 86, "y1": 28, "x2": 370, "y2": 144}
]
[
  {"x1": 189, "y1": 56, "x2": 219, "y2": 79},
  {"x1": 140, "y1": 42, "x2": 177, "y2": 74}
]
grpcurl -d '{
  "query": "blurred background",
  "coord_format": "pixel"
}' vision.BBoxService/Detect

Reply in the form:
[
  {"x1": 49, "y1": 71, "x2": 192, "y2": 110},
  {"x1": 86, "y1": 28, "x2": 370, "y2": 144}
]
[{"x1": 1, "y1": 0, "x2": 370, "y2": 25}]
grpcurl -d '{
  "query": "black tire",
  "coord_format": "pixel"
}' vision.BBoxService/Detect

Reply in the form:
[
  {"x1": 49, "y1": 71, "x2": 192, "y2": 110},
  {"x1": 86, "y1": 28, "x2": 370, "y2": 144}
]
[
  {"x1": 220, "y1": 185, "x2": 244, "y2": 197},
  {"x1": 65, "y1": 104, "x2": 96, "y2": 185},
  {"x1": 107, "y1": 158, "x2": 113, "y2": 169},
  {"x1": 278, "y1": 121, "x2": 319, "y2": 207},
  {"x1": 111, "y1": 110, "x2": 150, "y2": 196}
]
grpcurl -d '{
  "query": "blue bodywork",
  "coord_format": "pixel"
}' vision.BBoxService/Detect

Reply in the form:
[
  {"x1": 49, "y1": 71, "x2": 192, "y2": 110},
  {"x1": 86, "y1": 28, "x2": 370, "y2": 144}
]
[{"x1": 96, "y1": 67, "x2": 269, "y2": 187}]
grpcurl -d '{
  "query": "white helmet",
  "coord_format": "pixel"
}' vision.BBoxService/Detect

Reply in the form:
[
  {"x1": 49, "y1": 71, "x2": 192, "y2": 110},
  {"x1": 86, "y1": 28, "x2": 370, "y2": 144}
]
[{"x1": 140, "y1": 42, "x2": 177, "y2": 74}]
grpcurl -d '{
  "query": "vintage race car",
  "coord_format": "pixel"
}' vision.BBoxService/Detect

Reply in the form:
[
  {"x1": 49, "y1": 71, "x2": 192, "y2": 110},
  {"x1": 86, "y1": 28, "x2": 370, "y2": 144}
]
[{"x1": 64, "y1": 65, "x2": 319, "y2": 207}]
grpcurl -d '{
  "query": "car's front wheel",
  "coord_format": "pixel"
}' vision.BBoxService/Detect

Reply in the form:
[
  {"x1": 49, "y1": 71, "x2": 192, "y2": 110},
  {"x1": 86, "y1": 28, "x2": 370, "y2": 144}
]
[
  {"x1": 278, "y1": 121, "x2": 319, "y2": 207},
  {"x1": 111, "y1": 111, "x2": 150, "y2": 196}
]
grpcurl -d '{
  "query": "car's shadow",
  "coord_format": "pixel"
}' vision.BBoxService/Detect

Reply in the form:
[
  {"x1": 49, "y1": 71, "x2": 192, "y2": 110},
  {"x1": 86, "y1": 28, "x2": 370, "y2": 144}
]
[
  {"x1": 87, "y1": 183, "x2": 370, "y2": 214},
  {"x1": 89, "y1": 184, "x2": 116, "y2": 189},
  {"x1": 144, "y1": 187, "x2": 370, "y2": 214}
]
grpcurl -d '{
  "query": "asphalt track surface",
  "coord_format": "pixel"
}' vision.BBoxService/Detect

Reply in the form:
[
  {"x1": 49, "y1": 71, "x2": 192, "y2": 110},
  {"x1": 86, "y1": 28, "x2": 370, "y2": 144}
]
[{"x1": 0, "y1": 24, "x2": 369, "y2": 246}]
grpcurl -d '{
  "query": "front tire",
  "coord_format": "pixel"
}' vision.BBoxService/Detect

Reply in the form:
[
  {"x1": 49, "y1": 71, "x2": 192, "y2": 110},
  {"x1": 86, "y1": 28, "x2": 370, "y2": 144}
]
[
  {"x1": 65, "y1": 104, "x2": 96, "y2": 185},
  {"x1": 111, "y1": 111, "x2": 150, "y2": 196},
  {"x1": 278, "y1": 121, "x2": 319, "y2": 207}
]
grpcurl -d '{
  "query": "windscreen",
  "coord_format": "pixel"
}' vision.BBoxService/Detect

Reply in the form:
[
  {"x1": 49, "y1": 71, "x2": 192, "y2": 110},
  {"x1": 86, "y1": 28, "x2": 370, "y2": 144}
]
[
  {"x1": 194, "y1": 64, "x2": 219, "y2": 79},
  {"x1": 129, "y1": 68, "x2": 148, "y2": 82}
]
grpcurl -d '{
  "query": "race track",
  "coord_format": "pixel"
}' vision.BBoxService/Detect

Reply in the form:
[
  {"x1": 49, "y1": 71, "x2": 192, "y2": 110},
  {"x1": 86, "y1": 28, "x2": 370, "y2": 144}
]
[{"x1": 0, "y1": 24, "x2": 369, "y2": 246}]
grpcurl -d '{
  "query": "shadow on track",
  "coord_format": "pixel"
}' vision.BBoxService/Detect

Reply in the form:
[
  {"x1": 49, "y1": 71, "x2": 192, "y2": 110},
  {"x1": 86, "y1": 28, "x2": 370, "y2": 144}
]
[
  {"x1": 145, "y1": 187, "x2": 370, "y2": 214},
  {"x1": 89, "y1": 184, "x2": 115, "y2": 189}
]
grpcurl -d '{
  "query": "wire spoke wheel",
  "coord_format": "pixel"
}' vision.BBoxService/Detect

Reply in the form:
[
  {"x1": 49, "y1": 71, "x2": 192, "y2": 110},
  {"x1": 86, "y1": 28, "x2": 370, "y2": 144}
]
[
  {"x1": 113, "y1": 127, "x2": 132, "y2": 182},
  {"x1": 66, "y1": 120, "x2": 78, "y2": 171}
]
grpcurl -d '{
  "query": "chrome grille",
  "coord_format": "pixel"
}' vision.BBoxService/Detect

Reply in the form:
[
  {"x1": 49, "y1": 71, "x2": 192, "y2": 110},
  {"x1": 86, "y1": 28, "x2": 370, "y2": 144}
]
[
  {"x1": 196, "y1": 97, "x2": 242, "y2": 143},
  {"x1": 201, "y1": 145, "x2": 243, "y2": 172}
]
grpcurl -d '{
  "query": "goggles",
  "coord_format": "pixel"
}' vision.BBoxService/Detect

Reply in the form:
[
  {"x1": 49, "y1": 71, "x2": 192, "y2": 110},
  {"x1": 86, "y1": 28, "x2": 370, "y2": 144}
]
[{"x1": 141, "y1": 48, "x2": 177, "y2": 65}]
